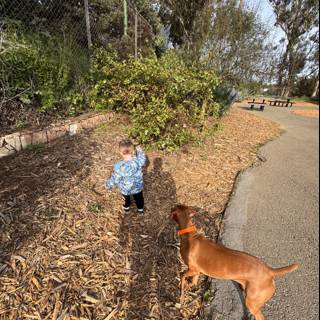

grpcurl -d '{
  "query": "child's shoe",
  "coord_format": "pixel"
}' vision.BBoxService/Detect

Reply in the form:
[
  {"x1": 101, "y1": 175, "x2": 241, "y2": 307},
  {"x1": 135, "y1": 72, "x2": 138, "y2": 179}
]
[
  {"x1": 123, "y1": 206, "x2": 131, "y2": 214},
  {"x1": 137, "y1": 208, "x2": 144, "y2": 215}
]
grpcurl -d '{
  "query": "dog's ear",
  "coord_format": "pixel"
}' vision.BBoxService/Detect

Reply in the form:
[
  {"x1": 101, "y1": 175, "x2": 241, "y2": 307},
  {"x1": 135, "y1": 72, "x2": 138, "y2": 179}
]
[{"x1": 188, "y1": 208, "x2": 197, "y2": 217}]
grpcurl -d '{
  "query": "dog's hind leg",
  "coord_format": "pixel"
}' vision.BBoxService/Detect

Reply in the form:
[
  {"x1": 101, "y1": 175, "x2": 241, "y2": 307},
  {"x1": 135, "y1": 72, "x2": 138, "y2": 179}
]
[
  {"x1": 245, "y1": 279, "x2": 275, "y2": 320},
  {"x1": 245, "y1": 299, "x2": 265, "y2": 320},
  {"x1": 235, "y1": 279, "x2": 247, "y2": 291}
]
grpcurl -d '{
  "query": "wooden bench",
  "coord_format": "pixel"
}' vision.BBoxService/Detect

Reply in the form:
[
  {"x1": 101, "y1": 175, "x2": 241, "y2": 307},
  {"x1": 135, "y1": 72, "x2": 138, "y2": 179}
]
[
  {"x1": 248, "y1": 99, "x2": 267, "y2": 111},
  {"x1": 268, "y1": 99, "x2": 295, "y2": 108}
]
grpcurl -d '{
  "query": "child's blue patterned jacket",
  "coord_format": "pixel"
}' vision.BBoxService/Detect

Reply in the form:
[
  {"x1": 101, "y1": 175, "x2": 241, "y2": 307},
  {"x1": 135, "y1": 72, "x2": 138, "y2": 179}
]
[{"x1": 106, "y1": 148, "x2": 146, "y2": 196}]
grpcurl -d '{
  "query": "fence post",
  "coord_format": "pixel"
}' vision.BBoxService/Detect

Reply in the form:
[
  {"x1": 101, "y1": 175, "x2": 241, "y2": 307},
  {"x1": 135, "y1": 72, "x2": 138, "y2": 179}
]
[
  {"x1": 134, "y1": 7, "x2": 138, "y2": 59},
  {"x1": 124, "y1": 0, "x2": 128, "y2": 37},
  {"x1": 84, "y1": 0, "x2": 92, "y2": 49}
]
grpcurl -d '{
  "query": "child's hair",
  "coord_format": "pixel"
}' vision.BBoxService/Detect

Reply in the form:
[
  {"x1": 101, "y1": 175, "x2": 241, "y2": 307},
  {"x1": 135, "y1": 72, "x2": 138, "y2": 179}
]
[{"x1": 119, "y1": 139, "x2": 135, "y2": 155}]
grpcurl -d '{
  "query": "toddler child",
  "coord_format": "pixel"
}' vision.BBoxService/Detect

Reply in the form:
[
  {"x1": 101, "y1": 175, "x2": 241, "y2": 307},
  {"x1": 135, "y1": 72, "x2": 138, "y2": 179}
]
[{"x1": 106, "y1": 139, "x2": 146, "y2": 214}]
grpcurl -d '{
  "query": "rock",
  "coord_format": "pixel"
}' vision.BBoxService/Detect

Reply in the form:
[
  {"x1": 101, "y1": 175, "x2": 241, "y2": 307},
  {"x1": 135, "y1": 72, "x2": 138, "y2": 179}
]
[
  {"x1": 20, "y1": 133, "x2": 33, "y2": 149},
  {"x1": 208, "y1": 280, "x2": 246, "y2": 320},
  {"x1": 68, "y1": 123, "x2": 78, "y2": 136},
  {"x1": 3, "y1": 133, "x2": 21, "y2": 152}
]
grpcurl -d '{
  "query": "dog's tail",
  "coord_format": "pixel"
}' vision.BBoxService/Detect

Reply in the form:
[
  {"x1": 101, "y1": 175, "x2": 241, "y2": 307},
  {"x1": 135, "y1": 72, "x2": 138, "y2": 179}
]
[{"x1": 271, "y1": 264, "x2": 299, "y2": 277}]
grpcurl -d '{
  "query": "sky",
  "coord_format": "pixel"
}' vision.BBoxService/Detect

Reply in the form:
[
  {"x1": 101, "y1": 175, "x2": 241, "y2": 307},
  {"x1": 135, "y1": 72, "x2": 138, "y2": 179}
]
[
  {"x1": 246, "y1": 0, "x2": 277, "y2": 24},
  {"x1": 245, "y1": 0, "x2": 286, "y2": 43}
]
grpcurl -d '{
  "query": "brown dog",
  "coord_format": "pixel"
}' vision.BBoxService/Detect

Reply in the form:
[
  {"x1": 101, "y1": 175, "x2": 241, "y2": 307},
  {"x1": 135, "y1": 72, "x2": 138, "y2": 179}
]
[{"x1": 171, "y1": 205, "x2": 299, "y2": 320}]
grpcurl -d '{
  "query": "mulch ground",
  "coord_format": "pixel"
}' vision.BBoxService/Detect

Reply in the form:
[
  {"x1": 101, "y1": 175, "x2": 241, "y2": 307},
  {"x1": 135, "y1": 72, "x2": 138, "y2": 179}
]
[
  {"x1": 0, "y1": 100, "x2": 72, "y2": 137},
  {"x1": 0, "y1": 108, "x2": 280, "y2": 320},
  {"x1": 291, "y1": 109, "x2": 319, "y2": 118}
]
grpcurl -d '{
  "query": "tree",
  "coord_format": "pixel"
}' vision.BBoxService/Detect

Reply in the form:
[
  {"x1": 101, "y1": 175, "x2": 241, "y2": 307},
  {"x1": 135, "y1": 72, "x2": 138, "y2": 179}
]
[
  {"x1": 156, "y1": 0, "x2": 275, "y2": 90},
  {"x1": 310, "y1": 33, "x2": 319, "y2": 97},
  {"x1": 157, "y1": 0, "x2": 209, "y2": 49},
  {"x1": 205, "y1": 3, "x2": 274, "y2": 86},
  {"x1": 269, "y1": 0, "x2": 319, "y2": 97}
]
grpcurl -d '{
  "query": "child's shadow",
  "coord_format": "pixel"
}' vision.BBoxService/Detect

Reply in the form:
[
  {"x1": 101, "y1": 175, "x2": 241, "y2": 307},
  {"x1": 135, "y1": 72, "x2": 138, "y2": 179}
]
[{"x1": 119, "y1": 157, "x2": 181, "y2": 319}]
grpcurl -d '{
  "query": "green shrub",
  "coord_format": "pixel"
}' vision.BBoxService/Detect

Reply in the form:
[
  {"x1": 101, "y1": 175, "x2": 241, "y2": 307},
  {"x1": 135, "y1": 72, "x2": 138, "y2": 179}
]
[
  {"x1": 0, "y1": 21, "x2": 89, "y2": 112},
  {"x1": 89, "y1": 50, "x2": 221, "y2": 150}
]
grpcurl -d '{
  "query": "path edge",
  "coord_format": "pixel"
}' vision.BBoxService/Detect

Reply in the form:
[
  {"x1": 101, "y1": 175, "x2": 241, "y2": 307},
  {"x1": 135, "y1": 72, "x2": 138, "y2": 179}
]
[{"x1": 205, "y1": 127, "x2": 285, "y2": 320}]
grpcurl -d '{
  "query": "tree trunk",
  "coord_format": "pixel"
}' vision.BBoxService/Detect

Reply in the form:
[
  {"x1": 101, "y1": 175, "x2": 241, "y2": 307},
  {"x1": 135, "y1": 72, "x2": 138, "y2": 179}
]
[
  {"x1": 278, "y1": 41, "x2": 293, "y2": 95},
  {"x1": 281, "y1": 44, "x2": 298, "y2": 98},
  {"x1": 200, "y1": 97, "x2": 208, "y2": 131},
  {"x1": 134, "y1": 7, "x2": 138, "y2": 59},
  {"x1": 84, "y1": 0, "x2": 92, "y2": 50},
  {"x1": 311, "y1": 78, "x2": 319, "y2": 98},
  {"x1": 283, "y1": 86, "x2": 290, "y2": 98},
  {"x1": 123, "y1": 0, "x2": 128, "y2": 37}
]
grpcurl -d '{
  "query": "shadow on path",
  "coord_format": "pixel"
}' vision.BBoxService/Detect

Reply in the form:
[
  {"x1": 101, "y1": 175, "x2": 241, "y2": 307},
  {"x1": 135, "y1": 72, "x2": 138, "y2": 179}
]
[
  {"x1": 119, "y1": 157, "x2": 181, "y2": 319},
  {"x1": 0, "y1": 134, "x2": 95, "y2": 264}
]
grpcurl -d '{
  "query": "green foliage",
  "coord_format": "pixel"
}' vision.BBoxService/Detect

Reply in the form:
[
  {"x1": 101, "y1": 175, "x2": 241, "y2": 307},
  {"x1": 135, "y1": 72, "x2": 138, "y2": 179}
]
[
  {"x1": 65, "y1": 90, "x2": 86, "y2": 116},
  {"x1": 237, "y1": 81, "x2": 263, "y2": 100},
  {"x1": 88, "y1": 203, "x2": 104, "y2": 214},
  {"x1": 158, "y1": 0, "x2": 208, "y2": 47},
  {"x1": 203, "y1": 287, "x2": 215, "y2": 303},
  {"x1": 205, "y1": 123, "x2": 224, "y2": 137},
  {"x1": 15, "y1": 120, "x2": 27, "y2": 130},
  {"x1": 158, "y1": 1, "x2": 273, "y2": 88},
  {"x1": 269, "y1": 0, "x2": 319, "y2": 96},
  {"x1": 89, "y1": 50, "x2": 221, "y2": 150},
  {"x1": 0, "y1": 21, "x2": 89, "y2": 112},
  {"x1": 26, "y1": 143, "x2": 46, "y2": 153},
  {"x1": 95, "y1": 123, "x2": 109, "y2": 134}
]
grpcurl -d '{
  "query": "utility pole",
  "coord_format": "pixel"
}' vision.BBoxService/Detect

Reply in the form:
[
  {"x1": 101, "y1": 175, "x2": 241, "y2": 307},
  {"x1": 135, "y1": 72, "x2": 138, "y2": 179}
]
[
  {"x1": 134, "y1": 7, "x2": 138, "y2": 59},
  {"x1": 84, "y1": 0, "x2": 92, "y2": 49},
  {"x1": 124, "y1": 0, "x2": 128, "y2": 37}
]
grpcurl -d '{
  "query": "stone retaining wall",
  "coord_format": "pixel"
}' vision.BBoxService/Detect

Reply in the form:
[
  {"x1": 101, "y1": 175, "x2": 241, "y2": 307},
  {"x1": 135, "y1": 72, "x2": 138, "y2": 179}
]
[{"x1": 0, "y1": 112, "x2": 114, "y2": 159}]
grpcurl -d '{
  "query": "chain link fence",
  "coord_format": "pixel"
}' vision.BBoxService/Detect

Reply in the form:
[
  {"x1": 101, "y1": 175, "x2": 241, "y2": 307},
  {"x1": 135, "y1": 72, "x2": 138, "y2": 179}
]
[
  {"x1": 0, "y1": 0, "x2": 154, "y2": 58},
  {"x1": 0, "y1": 0, "x2": 154, "y2": 132}
]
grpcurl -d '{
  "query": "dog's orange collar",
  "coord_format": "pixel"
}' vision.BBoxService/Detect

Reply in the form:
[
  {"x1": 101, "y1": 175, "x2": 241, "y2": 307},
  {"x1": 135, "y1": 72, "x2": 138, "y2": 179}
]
[{"x1": 178, "y1": 225, "x2": 197, "y2": 236}]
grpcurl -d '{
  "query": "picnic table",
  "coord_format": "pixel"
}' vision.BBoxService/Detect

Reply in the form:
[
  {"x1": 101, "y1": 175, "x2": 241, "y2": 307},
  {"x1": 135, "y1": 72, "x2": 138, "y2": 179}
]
[
  {"x1": 268, "y1": 99, "x2": 295, "y2": 108},
  {"x1": 248, "y1": 99, "x2": 267, "y2": 111}
]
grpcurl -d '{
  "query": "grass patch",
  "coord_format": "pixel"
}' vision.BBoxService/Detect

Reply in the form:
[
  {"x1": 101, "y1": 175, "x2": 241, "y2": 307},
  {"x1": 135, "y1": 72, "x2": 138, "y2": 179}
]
[
  {"x1": 87, "y1": 202, "x2": 104, "y2": 214},
  {"x1": 26, "y1": 143, "x2": 46, "y2": 153},
  {"x1": 16, "y1": 120, "x2": 27, "y2": 130},
  {"x1": 206, "y1": 123, "x2": 224, "y2": 136},
  {"x1": 95, "y1": 123, "x2": 109, "y2": 134},
  {"x1": 194, "y1": 122, "x2": 225, "y2": 148},
  {"x1": 203, "y1": 287, "x2": 216, "y2": 303},
  {"x1": 292, "y1": 96, "x2": 319, "y2": 103},
  {"x1": 42, "y1": 207, "x2": 60, "y2": 220}
]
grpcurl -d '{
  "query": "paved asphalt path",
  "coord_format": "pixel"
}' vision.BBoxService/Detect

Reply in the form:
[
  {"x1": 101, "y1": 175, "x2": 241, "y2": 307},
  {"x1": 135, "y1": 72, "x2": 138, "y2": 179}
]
[{"x1": 210, "y1": 105, "x2": 319, "y2": 320}]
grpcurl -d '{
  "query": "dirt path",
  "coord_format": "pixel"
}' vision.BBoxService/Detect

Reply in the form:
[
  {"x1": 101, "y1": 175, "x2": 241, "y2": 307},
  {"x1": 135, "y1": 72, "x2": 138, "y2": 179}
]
[{"x1": 210, "y1": 105, "x2": 319, "y2": 319}]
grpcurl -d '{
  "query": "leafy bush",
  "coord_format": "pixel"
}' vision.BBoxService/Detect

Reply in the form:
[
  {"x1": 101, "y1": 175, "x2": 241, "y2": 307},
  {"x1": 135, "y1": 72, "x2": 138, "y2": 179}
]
[
  {"x1": 89, "y1": 50, "x2": 221, "y2": 149},
  {"x1": 0, "y1": 21, "x2": 89, "y2": 113}
]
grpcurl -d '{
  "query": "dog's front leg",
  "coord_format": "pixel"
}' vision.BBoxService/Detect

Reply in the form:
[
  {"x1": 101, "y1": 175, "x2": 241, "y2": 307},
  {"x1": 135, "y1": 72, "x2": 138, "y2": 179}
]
[
  {"x1": 180, "y1": 271, "x2": 188, "y2": 304},
  {"x1": 180, "y1": 269, "x2": 199, "y2": 304},
  {"x1": 191, "y1": 274, "x2": 200, "y2": 287}
]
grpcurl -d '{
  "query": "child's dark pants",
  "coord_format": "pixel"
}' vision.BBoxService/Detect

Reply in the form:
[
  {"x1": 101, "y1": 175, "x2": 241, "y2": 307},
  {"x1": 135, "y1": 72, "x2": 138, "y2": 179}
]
[{"x1": 123, "y1": 191, "x2": 144, "y2": 210}]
